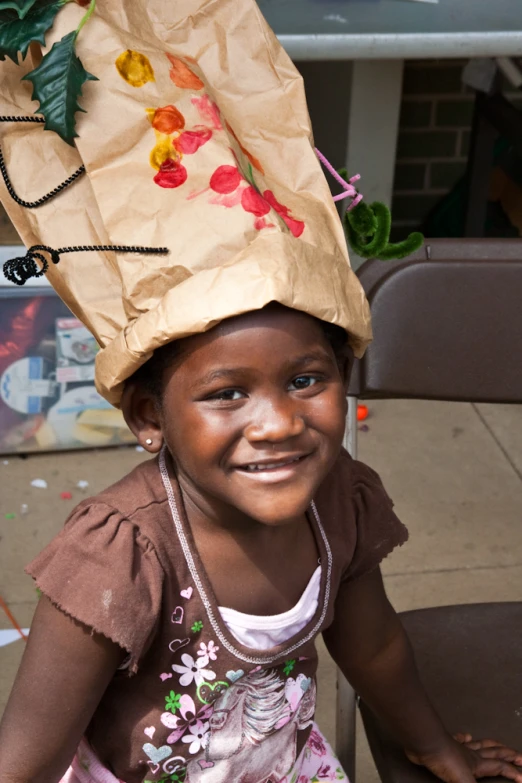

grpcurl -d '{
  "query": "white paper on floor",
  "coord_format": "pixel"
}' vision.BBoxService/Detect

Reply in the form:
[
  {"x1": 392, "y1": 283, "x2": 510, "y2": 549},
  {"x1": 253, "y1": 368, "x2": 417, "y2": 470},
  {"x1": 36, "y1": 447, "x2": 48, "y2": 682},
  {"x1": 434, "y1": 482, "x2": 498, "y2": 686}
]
[{"x1": 0, "y1": 628, "x2": 30, "y2": 647}]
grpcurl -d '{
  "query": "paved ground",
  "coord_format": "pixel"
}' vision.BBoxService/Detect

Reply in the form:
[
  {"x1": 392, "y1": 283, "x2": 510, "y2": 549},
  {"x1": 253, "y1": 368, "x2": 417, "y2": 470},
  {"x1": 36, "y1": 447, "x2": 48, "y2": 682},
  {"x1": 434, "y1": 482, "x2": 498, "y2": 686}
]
[{"x1": 1, "y1": 399, "x2": 521, "y2": 781}]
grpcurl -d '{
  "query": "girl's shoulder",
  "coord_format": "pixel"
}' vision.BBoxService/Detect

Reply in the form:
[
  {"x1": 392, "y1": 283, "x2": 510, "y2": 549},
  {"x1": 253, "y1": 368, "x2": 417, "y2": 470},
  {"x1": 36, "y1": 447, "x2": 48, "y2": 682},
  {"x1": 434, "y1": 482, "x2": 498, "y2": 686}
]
[
  {"x1": 25, "y1": 456, "x2": 172, "y2": 672},
  {"x1": 314, "y1": 449, "x2": 409, "y2": 581}
]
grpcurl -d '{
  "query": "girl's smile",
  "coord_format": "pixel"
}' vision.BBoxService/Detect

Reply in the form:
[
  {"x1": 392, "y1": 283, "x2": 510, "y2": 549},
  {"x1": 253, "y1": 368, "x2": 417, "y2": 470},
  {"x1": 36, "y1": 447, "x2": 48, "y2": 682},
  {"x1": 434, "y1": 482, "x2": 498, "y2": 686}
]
[{"x1": 125, "y1": 305, "x2": 350, "y2": 530}]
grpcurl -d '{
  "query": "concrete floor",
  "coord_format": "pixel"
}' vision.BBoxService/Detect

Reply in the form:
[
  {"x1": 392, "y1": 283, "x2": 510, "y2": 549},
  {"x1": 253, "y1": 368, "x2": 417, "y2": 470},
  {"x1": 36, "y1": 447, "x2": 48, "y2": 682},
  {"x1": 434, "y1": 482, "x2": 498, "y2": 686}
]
[{"x1": 1, "y1": 400, "x2": 521, "y2": 781}]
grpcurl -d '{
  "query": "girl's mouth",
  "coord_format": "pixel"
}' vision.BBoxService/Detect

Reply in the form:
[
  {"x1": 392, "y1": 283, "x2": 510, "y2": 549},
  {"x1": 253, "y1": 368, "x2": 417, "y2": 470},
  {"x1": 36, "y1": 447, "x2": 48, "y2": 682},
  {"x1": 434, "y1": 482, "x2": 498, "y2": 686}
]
[{"x1": 235, "y1": 454, "x2": 310, "y2": 481}]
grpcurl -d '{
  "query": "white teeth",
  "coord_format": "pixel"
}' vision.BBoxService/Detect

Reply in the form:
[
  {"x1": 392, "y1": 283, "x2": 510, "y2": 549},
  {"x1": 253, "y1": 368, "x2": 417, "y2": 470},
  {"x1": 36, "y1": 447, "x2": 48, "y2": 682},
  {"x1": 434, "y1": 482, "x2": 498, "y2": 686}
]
[{"x1": 243, "y1": 457, "x2": 300, "y2": 471}]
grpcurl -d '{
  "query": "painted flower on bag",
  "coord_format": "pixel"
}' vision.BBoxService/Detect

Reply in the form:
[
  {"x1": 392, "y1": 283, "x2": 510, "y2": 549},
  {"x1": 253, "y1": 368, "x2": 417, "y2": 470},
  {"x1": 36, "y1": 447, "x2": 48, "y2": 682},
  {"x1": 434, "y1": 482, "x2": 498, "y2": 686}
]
[
  {"x1": 189, "y1": 156, "x2": 305, "y2": 236},
  {"x1": 191, "y1": 94, "x2": 223, "y2": 130},
  {"x1": 263, "y1": 189, "x2": 305, "y2": 238},
  {"x1": 167, "y1": 54, "x2": 205, "y2": 90},
  {"x1": 115, "y1": 50, "x2": 155, "y2": 87},
  {"x1": 161, "y1": 693, "x2": 214, "y2": 745},
  {"x1": 151, "y1": 105, "x2": 186, "y2": 134},
  {"x1": 197, "y1": 640, "x2": 219, "y2": 660},
  {"x1": 154, "y1": 159, "x2": 188, "y2": 189},
  {"x1": 173, "y1": 128, "x2": 213, "y2": 154},
  {"x1": 181, "y1": 719, "x2": 210, "y2": 754},
  {"x1": 172, "y1": 653, "x2": 216, "y2": 686},
  {"x1": 225, "y1": 120, "x2": 264, "y2": 174}
]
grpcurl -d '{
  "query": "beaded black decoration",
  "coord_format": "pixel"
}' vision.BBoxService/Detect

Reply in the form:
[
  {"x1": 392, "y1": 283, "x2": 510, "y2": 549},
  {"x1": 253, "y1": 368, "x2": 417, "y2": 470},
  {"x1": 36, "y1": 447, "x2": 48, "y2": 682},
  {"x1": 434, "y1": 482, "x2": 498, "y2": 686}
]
[
  {"x1": 0, "y1": 116, "x2": 86, "y2": 208},
  {"x1": 3, "y1": 244, "x2": 169, "y2": 286},
  {"x1": 1, "y1": 116, "x2": 169, "y2": 285}
]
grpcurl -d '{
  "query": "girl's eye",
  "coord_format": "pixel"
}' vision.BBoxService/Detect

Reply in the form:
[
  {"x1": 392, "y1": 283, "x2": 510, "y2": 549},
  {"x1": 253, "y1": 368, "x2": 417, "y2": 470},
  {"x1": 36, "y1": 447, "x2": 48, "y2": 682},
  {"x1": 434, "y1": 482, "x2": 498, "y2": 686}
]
[
  {"x1": 209, "y1": 389, "x2": 244, "y2": 401},
  {"x1": 290, "y1": 375, "x2": 317, "y2": 391}
]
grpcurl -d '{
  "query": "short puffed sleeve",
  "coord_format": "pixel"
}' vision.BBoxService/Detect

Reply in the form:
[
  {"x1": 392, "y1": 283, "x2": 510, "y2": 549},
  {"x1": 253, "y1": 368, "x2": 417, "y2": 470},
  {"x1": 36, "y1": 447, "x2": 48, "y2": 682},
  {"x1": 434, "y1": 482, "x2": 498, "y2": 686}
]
[
  {"x1": 26, "y1": 502, "x2": 164, "y2": 673},
  {"x1": 343, "y1": 457, "x2": 409, "y2": 582}
]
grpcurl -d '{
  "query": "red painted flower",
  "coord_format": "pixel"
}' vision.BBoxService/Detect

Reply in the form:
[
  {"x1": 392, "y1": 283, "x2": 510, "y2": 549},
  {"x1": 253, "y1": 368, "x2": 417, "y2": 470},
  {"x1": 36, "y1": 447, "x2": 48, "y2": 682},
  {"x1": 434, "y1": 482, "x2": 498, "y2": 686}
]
[
  {"x1": 210, "y1": 165, "x2": 242, "y2": 194},
  {"x1": 281, "y1": 214, "x2": 305, "y2": 238},
  {"x1": 241, "y1": 186, "x2": 270, "y2": 217},
  {"x1": 173, "y1": 128, "x2": 212, "y2": 155},
  {"x1": 263, "y1": 189, "x2": 289, "y2": 216},
  {"x1": 263, "y1": 189, "x2": 305, "y2": 237},
  {"x1": 154, "y1": 159, "x2": 188, "y2": 188}
]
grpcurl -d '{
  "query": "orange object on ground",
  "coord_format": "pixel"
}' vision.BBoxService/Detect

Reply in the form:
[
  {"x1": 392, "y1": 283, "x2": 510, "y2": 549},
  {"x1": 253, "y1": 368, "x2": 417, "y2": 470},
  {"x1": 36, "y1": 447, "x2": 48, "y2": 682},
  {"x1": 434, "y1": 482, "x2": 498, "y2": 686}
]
[{"x1": 357, "y1": 404, "x2": 369, "y2": 421}]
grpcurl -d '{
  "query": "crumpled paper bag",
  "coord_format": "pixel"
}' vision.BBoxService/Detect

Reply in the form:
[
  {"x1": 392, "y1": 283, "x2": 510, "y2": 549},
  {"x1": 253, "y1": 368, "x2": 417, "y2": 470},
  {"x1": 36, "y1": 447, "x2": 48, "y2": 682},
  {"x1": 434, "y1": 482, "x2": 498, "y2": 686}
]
[{"x1": 0, "y1": 0, "x2": 371, "y2": 406}]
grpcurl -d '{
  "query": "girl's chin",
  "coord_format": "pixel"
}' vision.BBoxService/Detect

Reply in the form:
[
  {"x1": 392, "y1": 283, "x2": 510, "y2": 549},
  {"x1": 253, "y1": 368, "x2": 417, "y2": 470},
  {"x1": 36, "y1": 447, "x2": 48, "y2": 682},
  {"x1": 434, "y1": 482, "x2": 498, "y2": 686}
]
[{"x1": 242, "y1": 500, "x2": 314, "y2": 527}]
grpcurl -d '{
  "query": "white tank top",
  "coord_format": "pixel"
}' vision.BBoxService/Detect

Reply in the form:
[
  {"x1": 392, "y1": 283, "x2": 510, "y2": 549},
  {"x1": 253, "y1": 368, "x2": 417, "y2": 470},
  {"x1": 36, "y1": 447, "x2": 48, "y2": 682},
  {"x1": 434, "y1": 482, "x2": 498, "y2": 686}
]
[{"x1": 218, "y1": 566, "x2": 321, "y2": 650}]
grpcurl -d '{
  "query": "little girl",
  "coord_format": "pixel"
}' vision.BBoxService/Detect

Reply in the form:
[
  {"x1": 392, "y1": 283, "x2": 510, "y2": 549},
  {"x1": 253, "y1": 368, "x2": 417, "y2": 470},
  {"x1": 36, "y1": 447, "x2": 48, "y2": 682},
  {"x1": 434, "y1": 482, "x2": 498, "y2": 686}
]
[
  {"x1": 1, "y1": 304, "x2": 521, "y2": 783},
  {"x1": 0, "y1": 0, "x2": 521, "y2": 781}
]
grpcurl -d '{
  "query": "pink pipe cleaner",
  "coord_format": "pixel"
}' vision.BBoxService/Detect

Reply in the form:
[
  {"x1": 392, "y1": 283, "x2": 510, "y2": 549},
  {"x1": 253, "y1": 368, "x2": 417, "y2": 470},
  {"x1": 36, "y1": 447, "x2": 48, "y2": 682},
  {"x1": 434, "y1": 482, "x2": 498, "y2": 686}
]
[{"x1": 315, "y1": 147, "x2": 363, "y2": 211}]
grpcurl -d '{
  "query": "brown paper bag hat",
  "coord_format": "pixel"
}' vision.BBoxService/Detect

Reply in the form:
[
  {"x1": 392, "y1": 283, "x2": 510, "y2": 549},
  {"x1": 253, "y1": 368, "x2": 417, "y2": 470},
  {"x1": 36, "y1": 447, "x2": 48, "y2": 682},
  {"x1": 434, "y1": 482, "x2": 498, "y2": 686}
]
[{"x1": 0, "y1": 0, "x2": 372, "y2": 406}]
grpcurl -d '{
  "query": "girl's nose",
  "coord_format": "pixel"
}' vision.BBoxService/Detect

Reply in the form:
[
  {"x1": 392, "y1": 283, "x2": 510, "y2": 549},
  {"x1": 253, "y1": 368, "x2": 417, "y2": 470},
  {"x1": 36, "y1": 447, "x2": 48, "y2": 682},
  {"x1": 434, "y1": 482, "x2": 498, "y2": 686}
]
[{"x1": 244, "y1": 399, "x2": 305, "y2": 442}]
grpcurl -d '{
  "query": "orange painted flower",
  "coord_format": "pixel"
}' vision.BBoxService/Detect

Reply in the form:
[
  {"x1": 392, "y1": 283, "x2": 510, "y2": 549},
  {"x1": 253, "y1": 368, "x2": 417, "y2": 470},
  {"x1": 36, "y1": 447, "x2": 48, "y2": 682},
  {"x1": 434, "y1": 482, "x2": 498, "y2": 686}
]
[
  {"x1": 151, "y1": 105, "x2": 185, "y2": 134},
  {"x1": 166, "y1": 54, "x2": 204, "y2": 90},
  {"x1": 225, "y1": 121, "x2": 264, "y2": 174}
]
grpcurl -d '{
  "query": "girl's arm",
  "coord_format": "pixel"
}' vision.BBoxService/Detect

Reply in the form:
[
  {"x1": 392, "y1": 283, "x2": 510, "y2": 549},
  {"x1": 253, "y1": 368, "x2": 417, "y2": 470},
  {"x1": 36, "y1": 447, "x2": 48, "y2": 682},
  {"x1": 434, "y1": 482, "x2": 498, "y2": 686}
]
[
  {"x1": 0, "y1": 595, "x2": 125, "y2": 783},
  {"x1": 323, "y1": 568, "x2": 522, "y2": 783}
]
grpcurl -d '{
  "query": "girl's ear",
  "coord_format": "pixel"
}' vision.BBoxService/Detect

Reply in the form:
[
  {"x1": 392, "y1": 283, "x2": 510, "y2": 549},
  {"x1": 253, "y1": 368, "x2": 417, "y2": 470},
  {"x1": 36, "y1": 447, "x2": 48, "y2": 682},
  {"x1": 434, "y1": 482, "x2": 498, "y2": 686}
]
[{"x1": 121, "y1": 382, "x2": 164, "y2": 453}]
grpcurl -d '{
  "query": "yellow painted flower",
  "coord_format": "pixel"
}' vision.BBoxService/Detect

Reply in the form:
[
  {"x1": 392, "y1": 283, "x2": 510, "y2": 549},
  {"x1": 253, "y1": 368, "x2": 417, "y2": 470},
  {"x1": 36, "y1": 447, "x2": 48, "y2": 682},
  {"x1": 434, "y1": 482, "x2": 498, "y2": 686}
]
[
  {"x1": 150, "y1": 135, "x2": 177, "y2": 171},
  {"x1": 115, "y1": 50, "x2": 155, "y2": 87}
]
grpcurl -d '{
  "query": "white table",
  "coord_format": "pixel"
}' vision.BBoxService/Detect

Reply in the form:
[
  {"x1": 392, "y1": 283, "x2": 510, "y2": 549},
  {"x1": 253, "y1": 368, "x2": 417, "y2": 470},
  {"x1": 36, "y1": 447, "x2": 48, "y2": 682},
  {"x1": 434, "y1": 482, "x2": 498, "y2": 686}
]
[{"x1": 260, "y1": 0, "x2": 522, "y2": 210}]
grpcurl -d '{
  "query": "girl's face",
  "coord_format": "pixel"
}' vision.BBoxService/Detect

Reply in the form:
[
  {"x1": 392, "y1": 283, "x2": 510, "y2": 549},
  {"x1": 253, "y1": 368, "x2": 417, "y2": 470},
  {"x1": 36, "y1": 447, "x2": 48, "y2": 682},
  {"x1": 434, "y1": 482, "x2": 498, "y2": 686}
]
[{"x1": 126, "y1": 307, "x2": 350, "y2": 529}]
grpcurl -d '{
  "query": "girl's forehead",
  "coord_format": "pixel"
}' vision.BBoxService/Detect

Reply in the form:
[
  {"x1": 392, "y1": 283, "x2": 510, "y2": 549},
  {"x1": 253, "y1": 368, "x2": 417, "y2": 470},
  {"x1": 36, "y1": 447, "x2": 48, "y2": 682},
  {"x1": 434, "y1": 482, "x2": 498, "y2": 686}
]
[{"x1": 166, "y1": 308, "x2": 334, "y2": 381}]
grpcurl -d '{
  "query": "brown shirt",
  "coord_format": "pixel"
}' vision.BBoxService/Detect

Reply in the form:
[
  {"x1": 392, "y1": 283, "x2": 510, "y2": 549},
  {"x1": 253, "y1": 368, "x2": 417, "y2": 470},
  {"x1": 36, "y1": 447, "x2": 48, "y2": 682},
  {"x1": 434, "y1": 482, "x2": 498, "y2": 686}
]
[{"x1": 27, "y1": 448, "x2": 408, "y2": 783}]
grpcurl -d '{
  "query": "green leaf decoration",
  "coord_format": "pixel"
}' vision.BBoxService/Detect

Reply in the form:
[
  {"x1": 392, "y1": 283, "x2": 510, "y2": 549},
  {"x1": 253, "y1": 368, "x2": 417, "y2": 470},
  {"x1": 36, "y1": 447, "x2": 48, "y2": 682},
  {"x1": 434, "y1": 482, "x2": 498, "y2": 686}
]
[
  {"x1": 0, "y1": 0, "x2": 39, "y2": 19},
  {"x1": 344, "y1": 200, "x2": 424, "y2": 261},
  {"x1": 0, "y1": 0, "x2": 63, "y2": 64},
  {"x1": 22, "y1": 29, "x2": 97, "y2": 144}
]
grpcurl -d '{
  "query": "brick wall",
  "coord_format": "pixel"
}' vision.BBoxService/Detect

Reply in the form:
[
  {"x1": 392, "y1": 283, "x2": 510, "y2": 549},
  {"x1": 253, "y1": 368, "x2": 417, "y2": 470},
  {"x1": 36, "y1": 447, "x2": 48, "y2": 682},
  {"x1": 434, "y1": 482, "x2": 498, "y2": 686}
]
[{"x1": 392, "y1": 59, "x2": 522, "y2": 239}]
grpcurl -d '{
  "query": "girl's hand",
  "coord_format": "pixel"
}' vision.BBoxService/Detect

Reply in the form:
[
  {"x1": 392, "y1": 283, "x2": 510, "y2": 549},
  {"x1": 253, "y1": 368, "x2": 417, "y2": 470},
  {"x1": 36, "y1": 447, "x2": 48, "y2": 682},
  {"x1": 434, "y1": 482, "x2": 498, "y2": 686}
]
[{"x1": 406, "y1": 733, "x2": 522, "y2": 783}]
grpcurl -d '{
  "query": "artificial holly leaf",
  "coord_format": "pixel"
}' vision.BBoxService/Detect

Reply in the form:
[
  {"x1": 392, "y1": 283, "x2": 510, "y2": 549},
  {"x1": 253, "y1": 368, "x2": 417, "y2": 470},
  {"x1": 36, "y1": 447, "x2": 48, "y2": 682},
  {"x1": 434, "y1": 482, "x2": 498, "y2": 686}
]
[
  {"x1": 0, "y1": 0, "x2": 39, "y2": 19},
  {"x1": 22, "y1": 29, "x2": 97, "y2": 144},
  {"x1": 0, "y1": 0, "x2": 63, "y2": 63}
]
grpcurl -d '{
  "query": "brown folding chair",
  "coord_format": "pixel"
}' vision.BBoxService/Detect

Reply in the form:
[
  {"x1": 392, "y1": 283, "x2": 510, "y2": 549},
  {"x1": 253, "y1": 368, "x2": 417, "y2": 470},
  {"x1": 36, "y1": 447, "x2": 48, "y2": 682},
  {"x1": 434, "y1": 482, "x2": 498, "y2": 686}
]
[{"x1": 337, "y1": 238, "x2": 522, "y2": 781}]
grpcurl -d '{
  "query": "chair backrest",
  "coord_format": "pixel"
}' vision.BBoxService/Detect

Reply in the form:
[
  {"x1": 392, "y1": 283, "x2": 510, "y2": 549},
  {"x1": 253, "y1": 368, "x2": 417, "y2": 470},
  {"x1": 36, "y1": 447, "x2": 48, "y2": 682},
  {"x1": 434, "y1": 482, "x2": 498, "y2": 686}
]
[{"x1": 348, "y1": 239, "x2": 522, "y2": 404}]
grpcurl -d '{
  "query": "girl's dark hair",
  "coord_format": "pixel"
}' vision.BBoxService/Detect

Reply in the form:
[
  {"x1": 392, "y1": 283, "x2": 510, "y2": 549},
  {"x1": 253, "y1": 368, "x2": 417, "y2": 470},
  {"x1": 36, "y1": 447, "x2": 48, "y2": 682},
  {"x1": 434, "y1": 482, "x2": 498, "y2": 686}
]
[{"x1": 130, "y1": 306, "x2": 350, "y2": 403}]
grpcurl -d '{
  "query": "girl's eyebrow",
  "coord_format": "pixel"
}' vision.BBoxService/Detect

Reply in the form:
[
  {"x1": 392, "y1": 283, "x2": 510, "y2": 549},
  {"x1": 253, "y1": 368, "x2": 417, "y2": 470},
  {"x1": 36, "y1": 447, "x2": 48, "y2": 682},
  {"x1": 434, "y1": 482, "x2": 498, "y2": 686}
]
[{"x1": 191, "y1": 350, "x2": 334, "y2": 391}]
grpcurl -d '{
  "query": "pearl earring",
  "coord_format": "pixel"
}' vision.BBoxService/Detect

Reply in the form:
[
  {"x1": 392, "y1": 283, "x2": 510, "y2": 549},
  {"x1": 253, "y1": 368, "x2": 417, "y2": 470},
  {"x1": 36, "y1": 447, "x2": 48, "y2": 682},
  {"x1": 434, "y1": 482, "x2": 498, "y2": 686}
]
[{"x1": 145, "y1": 438, "x2": 153, "y2": 446}]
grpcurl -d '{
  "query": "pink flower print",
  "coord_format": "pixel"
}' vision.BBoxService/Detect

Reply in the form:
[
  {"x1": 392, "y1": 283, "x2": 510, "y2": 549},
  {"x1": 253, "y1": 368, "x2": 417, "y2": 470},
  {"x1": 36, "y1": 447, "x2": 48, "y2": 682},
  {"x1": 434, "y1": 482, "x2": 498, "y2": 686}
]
[
  {"x1": 191, "y1": 95, "x2": 222, "y2": 130},
  {"x1": 317, "y1": 762, "x2": 334, "y2": 778},
  {"x1": 172, "y1": 653, "x2": 216, "y2": 687},
  {"x1": 161, "y1": 694, "x2": 213, "y2": 745},
  {"x1": 308, "y1": 728, "x2": 327, "y2": 758},
  {"x1": 181, "y1": 719, "x2": 210, "y2": 754},
  {"x1": 173, "y1": 127, "x2": 212, "y2": 155},
  {"x1": 197, "y1": 640, "x2": 219, "y2": 661}
]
